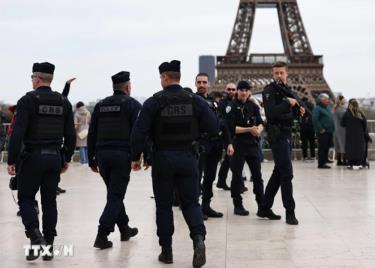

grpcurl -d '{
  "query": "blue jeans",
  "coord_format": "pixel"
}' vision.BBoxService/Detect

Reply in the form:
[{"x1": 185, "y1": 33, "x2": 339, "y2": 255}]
[{"x1": 79, "y1": 147, "x2": 88, "y2": 164}]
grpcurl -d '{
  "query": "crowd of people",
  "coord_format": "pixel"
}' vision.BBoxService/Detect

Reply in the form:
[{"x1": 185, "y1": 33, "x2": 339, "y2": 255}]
[
  {"x1": 1, "y1": 60, "x2": 372, "y2": 268},
  {"x1": 302, "y1": 93, "x2": 372, "y2": 169}
]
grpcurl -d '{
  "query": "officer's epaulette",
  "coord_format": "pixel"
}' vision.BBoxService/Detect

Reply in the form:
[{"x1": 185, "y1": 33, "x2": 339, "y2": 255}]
[
  {"x1": 25, "y1": 90, "x2": 36, "y2": 97},
  {"x1": 153, "y1": 90, "x2": 166, "y2": 98},
  {"x1": 26, "y1": 90, "x2": 64, "y2": 101}
]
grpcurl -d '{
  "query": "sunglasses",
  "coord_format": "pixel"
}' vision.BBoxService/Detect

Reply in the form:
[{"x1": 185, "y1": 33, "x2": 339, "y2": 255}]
[{"x1": 226, "y1": 88, "x2": 236, "y2": 92}]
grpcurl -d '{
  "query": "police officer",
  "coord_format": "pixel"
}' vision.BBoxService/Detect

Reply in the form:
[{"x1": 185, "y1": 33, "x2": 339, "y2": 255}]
[
  {"x1": 226, "y1": 81, "x2": 264, "y2": 215},
  {"x1": 257, "y1": 61, "x2": 305, "y2": 225},
  {"x1": 87, "y1": 71, "x2": 140, "y2": 249},
  {"x1": 7, "y1": 62, "x2": 76, "y2": 261},
  {"x1": 216, "y1": 82, "x2": 237, "y2": 190},
  {"x1": 195, "y1": 73, "x2": 231, "y2": 218},
  {"x1": 131, "y1": 60, "x2": 219, "y2": 267}
]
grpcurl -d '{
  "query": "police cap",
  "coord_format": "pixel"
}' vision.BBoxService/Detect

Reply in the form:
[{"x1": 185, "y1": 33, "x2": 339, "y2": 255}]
[
  {"x1": 32, "y1": 62, "x2": 55, "y2": 74},
  {"x1": 158, "y1": 60, "x2": 180, "y2": 74},
  {"x1": 237, "y1": 80, "x2": 253, "y2": 90},
  {"x1": 111, "y1": 71, "x2": 130, "y2": 85}
]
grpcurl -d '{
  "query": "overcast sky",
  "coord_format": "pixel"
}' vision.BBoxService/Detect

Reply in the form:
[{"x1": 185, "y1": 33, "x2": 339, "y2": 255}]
[{"x1": 1, "y1": 0, "x2": 374, "y2": 105}]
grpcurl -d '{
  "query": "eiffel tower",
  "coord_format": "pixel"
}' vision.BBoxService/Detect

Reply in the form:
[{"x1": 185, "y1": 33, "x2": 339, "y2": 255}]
[{"x1": 214, "y1": 0, "x2": 333, "y2": 100}]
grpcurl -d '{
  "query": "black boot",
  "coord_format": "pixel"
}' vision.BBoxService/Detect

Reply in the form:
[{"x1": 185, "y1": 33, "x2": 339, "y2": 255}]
[
  {"x1": 202, "y1": 202, "x2": 223, "y2": 218},
  {"x1": 337, "y1": 153, "x2": 343, "y2": 166},
  {"x1": 56, "y1": 186, "x2": 66, "y2": 194},
  {"x1": 158, "y1": 246, "x2": 173, "y2": 264},
  {"x1": 343, "y1": 154, "x2": 347, "y2": 166},
  {"x1": 42, "y1": 237, "x2": 54, "y2": 261},
  {"x1": 234, "y1": 205, "x2": 249, "y2": 216},
  {"x1": 25, "y1": 228, "x2": 47, "y2": 261},
  {"x1": 240, "y1": 185, "x2": 248, "y2": 193},
  {"x1": 93, "y1": 228, "x2": 113, "y2": 249},
  {"x1": 286, "y1": 211, "x2": 299, "y2": 225},
  {"x1": 192, "y1": 235, "x2": 206, "y2": 268},
  {"x1": 233, "y1": 199, "x2": 249, "y2": 216},
  {"x1": 119, "y1": 225, "x2": 138, "y2": 241},
  {"x1": 216, "y1": 181, "x2": 230, "y2": 190},
  {"x1": 256, "y1": 208, "x2": 281, "y2": 220}
]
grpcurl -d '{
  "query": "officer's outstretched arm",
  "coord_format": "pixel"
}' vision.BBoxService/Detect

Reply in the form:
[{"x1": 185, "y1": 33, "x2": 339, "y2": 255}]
[{"x1": 63, "y1": 101, "x2": 76, "y2": 163}]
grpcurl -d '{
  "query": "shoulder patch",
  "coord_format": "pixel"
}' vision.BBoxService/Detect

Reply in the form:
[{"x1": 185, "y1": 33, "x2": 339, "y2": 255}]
[{"x1": 225, "y1": 106, "x2": 231, "y2": 114}]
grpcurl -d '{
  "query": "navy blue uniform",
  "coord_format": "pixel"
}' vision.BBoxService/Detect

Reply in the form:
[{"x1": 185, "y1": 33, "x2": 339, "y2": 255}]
[
  {"x1": 299, "y1": 100, "x2": 315, "y2": 159},
  {"x1": 196, "y1": 93, "x2": 230, "y2": 213},
  {"x1": 87, "y1": 90, "x2": 141, "y2": 235},
  {"x1": 8, "y1": 86, "x2": 75, "y2": 242},
  {"x1": 226, "y1": 98, "x2": 264, "y2": 208},
  {"x1": 131, "y1": 85, "x2": 219, "y2": 248},
  {"x1": 261, "y1": 82, "x2": 297, "y2": 212},
  {"x1": 217, "y1": 96, "x2": 235, "y2": 188}
]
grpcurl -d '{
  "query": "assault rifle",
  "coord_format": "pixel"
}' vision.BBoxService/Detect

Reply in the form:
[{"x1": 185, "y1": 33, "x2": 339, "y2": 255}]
[{"x1": 273, "y1": 80, "x2": 312, "y2": 116}]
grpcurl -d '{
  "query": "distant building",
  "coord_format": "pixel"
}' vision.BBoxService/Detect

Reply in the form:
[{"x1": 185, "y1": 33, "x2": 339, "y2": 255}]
[
  {"x1": 358, "y1": 98, "x2": 375, "y2": 110},
  {"x1": 199, "y1": 55, "x2": 216, "y2": 83}
]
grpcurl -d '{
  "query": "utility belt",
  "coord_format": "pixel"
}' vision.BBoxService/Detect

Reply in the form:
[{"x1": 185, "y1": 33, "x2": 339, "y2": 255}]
[
  {"x1": 154, "y1": 141, "x2": 200, "y2": 156},
  {"x1": 265, "y1": 123, "x2": 291, "y2": 143},
  {"x1": 234, "y1": 137, "x2": 258, "y2": 147},
  {"x1": 200, "y1": 132, "x2": 222, "y2": 143},
  {"x1": 10, "y1": 146, "x2": 62, "y2": 192},
  {"x1": 24, "y1": 146, "x2": 61, "y2": 155}
]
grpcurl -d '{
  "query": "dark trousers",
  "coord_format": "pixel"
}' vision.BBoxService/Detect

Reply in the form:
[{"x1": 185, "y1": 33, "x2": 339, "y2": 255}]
[
  {"x1": 230, "y1": 146, "x2": 264, "y2": 207},
  {"x1": 17, "y1": 150, "x2": 61, "y2": 240},
  {"x1": 15, "y1": 156, "x2": 39, "y2": 209},
  {"x1": 262, "y1": 133, "x2": 295, "y2": 212},
  {"x1": 198, "y1": 141, "x2": 222, "y2": 205},
  {"x1": 217, "y1": 154, "x2": 230, "y2": 186},
  {"x1": 300, "y1": 130, "x2": 315, "y2": 158},
  {"x1": 97, "y1": 150, "x2": 130, "y2": 233},
  {"x1": 318, "y1": 132, "x2": 333, "y2": 167},
  {"x1": 0, "y1": 135, "x2": 5, "y2": 152},
  {"x1": 152, "y1": 150, "x2": 205, "y2": 247}
]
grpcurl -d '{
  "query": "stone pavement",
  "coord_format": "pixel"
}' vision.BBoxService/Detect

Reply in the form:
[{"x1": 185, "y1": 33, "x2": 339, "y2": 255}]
[{"x1": 0, "y1": 161, "x2": 375, "y2": 268}]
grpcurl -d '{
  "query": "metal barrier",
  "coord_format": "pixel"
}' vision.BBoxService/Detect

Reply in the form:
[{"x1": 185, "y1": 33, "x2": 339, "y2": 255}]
[{"x1": 368, "y1": 120, "x2": 375, "y2": 133}]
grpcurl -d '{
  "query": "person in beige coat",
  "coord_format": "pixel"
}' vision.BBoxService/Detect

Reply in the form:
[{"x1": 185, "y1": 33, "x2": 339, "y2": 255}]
[{"x1": 74, "y1": 102, "x2": 91, "y2": 164}]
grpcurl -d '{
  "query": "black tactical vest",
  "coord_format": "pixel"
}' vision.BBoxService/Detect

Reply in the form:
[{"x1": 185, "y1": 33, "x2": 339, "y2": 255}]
[
  {"x1": 97, "y1": 95, "x2": 131, "y2": 141},
  {"x1": 153, "y1": 90, "x2": 199, "y2": 147},
  {"x1": 234, "y1": 100, "x2": 258, "y2": 145},
  {"x1": 25, "y1": 91, "x2": 65, "y2": 141}
]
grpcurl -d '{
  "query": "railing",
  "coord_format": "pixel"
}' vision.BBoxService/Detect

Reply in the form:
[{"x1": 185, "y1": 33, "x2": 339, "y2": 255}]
[
  {"x1": 368, "y1": 120, "x2": 375, "y2": 133},
  {"x1": 217, "y1": 54, "x2": 323, "y2": 65}
]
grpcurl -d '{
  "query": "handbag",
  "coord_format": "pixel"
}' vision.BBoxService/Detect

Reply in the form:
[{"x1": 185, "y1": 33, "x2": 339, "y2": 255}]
[
  {"x1": 77, "y1": 115, "x2": 89, "y2": 139},
  {"x1": 78, "y1": 128, "x2": 88, "y2": 139}
]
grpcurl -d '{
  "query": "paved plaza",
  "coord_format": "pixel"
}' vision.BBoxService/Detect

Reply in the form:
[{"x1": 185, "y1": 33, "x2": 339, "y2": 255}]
[{"x1": 1, "y1": 161, "x2": 375, "y2": 268}]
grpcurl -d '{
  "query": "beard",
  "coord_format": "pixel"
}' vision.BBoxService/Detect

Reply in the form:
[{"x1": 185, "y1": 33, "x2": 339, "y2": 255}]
[{"x1": 197, "y1": 87, "x2": 207, "y2": 93}]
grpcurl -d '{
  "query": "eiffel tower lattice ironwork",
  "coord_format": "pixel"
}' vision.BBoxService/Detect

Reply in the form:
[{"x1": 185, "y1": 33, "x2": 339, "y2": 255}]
[{"x1": 214, "y1": 0, "x2": 333, "y2": 100}]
